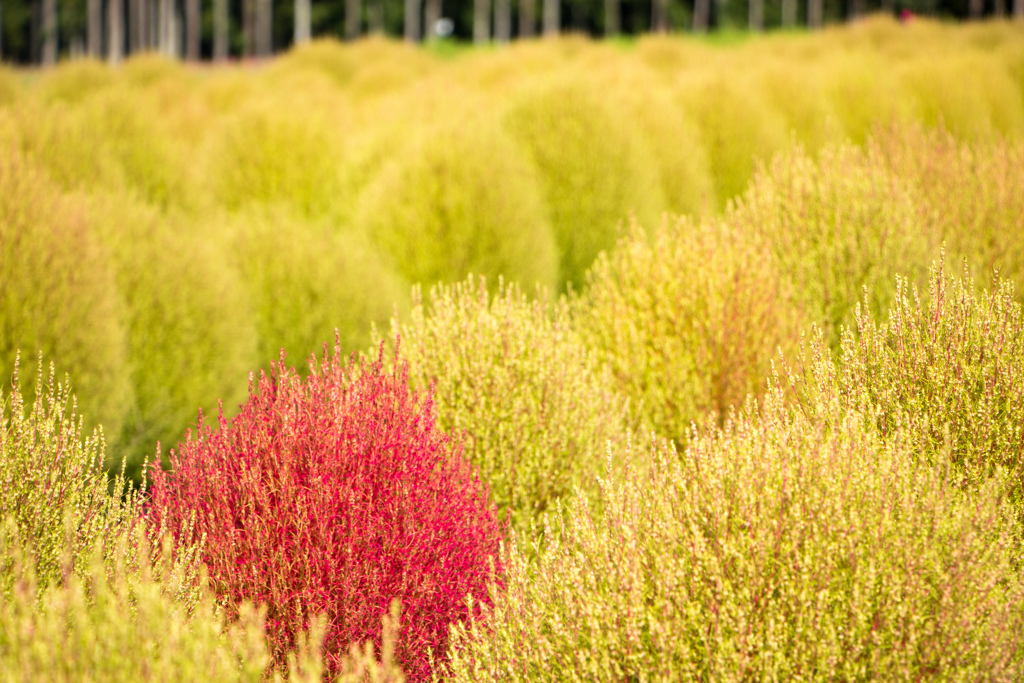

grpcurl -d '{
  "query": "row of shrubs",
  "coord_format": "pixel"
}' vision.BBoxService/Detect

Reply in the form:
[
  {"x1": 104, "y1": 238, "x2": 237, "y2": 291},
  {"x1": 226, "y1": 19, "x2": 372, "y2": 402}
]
[
  {"x1": 3, "y1": 255, "x2": 1023, "y2": 680},
  {"x1": 3, "y1": 34, "x2": 1024, "y2": 477}
]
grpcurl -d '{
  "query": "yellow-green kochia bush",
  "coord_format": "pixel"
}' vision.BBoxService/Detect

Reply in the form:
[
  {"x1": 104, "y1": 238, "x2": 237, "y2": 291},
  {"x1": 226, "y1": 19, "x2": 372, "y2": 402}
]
[
  {"x1": 84, "y1": 195, "x2": 258, "y2": 480},
  {"x1": 381, "y1": 276, "x2": 629, "y2": 537},
  {"x1": 677, "y1": 71, "x2": 790, "y2": 209},
  {"x1": 443, "y1": 392, "x2": 1024, "y2": 681},
  {"x1": 0, "y1": 144, "x2": 131, "y2": 441},
  {"x1": 0, "y1": 525, "x2": 328, "y2": 683},
  {"x1": 870, "y1": 125, "x2": 1024, "y2": 298},
  {"x1": 0, "y1": 358, "x2": 204, "y2": 619},
  {"x1": 11, "y1": 89, "x2": 189, "y2": 210},
  {"x1": 574, "y1": 218, "x2": 801, "y2": 446},
  {"x1": 226, "y1": 207, "x2": 408, "y2": 365},
  {"x1": 787, "y1": 262, "x2": 1024, "y2": 512},
  {"x1": 503, "y1": 74, "x2": 664, "y2": 290},
  {"x1": 728, "y1": 142, "x2": 933, "y2": 349},
  {"x1": 201, "y1": 94, "x2": 349, "y2": 218},
  {"x1": 354, "y1": 114, "x2": 559, "y2": 292}
]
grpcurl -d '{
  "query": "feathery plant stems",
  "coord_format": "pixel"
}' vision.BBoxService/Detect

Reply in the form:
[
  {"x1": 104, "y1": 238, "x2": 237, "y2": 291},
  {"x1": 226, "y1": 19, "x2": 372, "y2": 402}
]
[
  {"x1": 786, "y1": 260, "x2": 1024, "y2": 512},
  {"x1": 147, "y1": 339, "x2": 505, "y2": 681},
  {"x1": 575, "y1": 217, "x2": 802, "y2": 446},
  {"x1": 728, "y1": 141, "x2": 935, "y2": 349},
  {"x1": 443, "y1": 390, "x2": 1024, "y2": 681},
  {"x1": 382, "y1": 275, "x2": 630, "y2": 539}
]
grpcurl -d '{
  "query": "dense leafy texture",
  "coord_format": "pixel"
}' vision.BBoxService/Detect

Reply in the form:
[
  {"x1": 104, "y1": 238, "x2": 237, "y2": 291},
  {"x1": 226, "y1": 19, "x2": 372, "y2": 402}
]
[
  {"x1": 384, "y1": 276, "x2": 629, "y2": 537},
  {"x1": 148, "y1": 342, "x2": 504, "y2": 680}
]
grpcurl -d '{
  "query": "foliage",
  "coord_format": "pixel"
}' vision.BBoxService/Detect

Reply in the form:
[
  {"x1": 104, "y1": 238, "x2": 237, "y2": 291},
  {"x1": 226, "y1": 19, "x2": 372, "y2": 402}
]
[
  {"x1": 226, "y1": 206, "x2": 408, "y2": 368},
  {"x1": 727, "y1": 141, "x2": 934, "y2": 348},
  {"x1": 83, "y1": 194, "x2": 258, "y2": 480},
  {"x1": 786, "y1": 261, "x2": 1024, "y2": 510},
  {"x1": 201, "y1": 92, "x2": 350, "y2": 219},
  {"x1": 443, "y1": 392, "x2": 1024, "y2": 681},
  {"x1": 870, "y1": 124, "x2": 1024, "y2": 298},
  {"x1": 381, "y1": 276, "x2": 629, "y2": 537},
  {"x1": 353, "y1": 112, "x2": 559, "y2": 292},
  {"x1": 147, "y1": 342, "x2": 505, "y2": 681},
  {"x1": 575, "y1": 217, "x2": 802, "y2": 446},
  {"x1": 503, "y1": 72, "x2": 664, "y2": 290},
  {"x1": 0, "y1": 143, "x2": 131, "y2": 441}
]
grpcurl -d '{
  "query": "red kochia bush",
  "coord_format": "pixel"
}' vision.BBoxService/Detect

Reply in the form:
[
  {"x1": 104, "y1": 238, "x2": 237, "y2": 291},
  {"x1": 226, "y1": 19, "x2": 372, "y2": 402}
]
[{"x1": 147, "y1": 340, "x2": 505, "y2": 680}]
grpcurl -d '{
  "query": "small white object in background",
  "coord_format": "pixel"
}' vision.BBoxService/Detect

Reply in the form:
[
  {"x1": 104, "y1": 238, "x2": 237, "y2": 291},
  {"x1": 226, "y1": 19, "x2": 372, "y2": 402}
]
[{"x1": 435, "y1": 18, "x2": 455, "y2": 37}]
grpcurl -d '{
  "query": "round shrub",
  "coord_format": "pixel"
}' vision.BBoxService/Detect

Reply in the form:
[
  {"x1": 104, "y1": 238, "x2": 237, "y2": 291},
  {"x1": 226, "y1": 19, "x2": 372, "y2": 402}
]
[
  {"x1": 147, "y1": 343, "x2": 505, "y2": 681},
  {"x1": 380, "y1": 276, "x2": 629, "y2": 537},
  {"x1": 787, "y1": 261, "x2": 1024, "y2": 511},
  {"x1": 574, "y1": 217, "x2": 801, "y2": 446},
  {"x1": 819, "y1": 51, "x2": 918, "y2": 145},
  {"x1": 677, "y1": 71, "x2": 791, "y2": 209},
  {"x1": 83, "y1": 194, "x2": 258, "y2": 481},
  {"x1": 201, "y1": 94, "x2": 349, "y2": 219},
  {"x1": 727, "y1": 142, "x2": 934, "y2": 349},
  {"x1": 0, "y1": 362, "x2": 141, "y2": 597},
  {"x1": 354, "y1": 113, "x2": 559, "y2": 292},
  {"x1": 225, "y1": 206, "x2": 408, "y2": 366},
  {"x1": 870, "y1": 124, "x2": 1024, "y2": 297},
  {"x1": 896, "y1": 53, "x2": 1024, "y2": 141},
  {"x1": 34, "y1": 58, "x2": 114, "y2": 105},
  {"x1": 0, "y1": 145, "x2": 131, "y2": 442},
  {"x1": 12, "y1": 89, "x2": 188, "y2": 209},
  {"x1": 443, "y1": 391, "x2": 1024, "y2": 681},
  {"x1": 502, "y1": 73, "x2": 664, "y2": 291}
]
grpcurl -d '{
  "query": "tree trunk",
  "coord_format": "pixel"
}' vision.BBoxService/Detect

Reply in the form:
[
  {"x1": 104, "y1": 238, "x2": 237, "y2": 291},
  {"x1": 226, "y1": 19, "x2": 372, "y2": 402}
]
[
  {"x1": 88, "y1": 0, "x2": 102, "y2": 55},
  {"x1": 129, "y1": 0, "x2": 144, "y2": 52},
  {"x1": 368, "y1": 0, "x2": 383, "y2": 33},
  {"x1": 604, "y1": 0, "x2": 618, "y2": 35},
  {"x1": 1015, "y1": 0, "x2": 1023, "y2": 20},
  {"x1": 404, "y1": 0, "x2": 421, "y2": 40},
  {"x1": 185, "y1": 0, "x2": 199, "y2": 59},
  {"x1": 748, "y1": 0, "x2": 762, "y2": 31},
  {"x1": 968, "y1": 0, "x2": 982, "y2": 17},
  {"x1": 256, "y1": 0, "x2": 271, "y2": 55},
  {"x1": 473, "y1": 0, "x2": 489, "y2": 42},
  {"x1": 109, "y1": 0, "x2": 125, "y2": 62},
  {"x1": 808, "y1": 0, "x2": 822, "y2": 27},
  {"x1": 542, "y1": 0, "x2": 557, "y2": 36},
  {"x1": 214, "y1": 0, "x2": 228, "y2": 58},
  {"x1": 171, "y1": 0, "x2": 181, "y2": 56},
  {"x1": 519, "y1": 0, "x2": 534, "y2": 37},
  {"x1": 242, "y1": 0, "x2": 255, "y2": 55},
  {"x1": 993, "y1": 0, "x2": 1005, "y2": 17},
  {"x1": 424, "y1": 0, "x2": 441, "y2": 39},
  {"x1": 495, "y1": 0, "x2": 510, "y2": 41},
  {"x1": 849, "y1": 0, "x2": 864, "y2": 20},
  {"x1": 781, "y1": 0, "x2": 796, "y2": 26},
  {"x1": 693, "y1": 0, "x2": 709, "y2": 31},
  {"x1": 295, "y1": 0, "x2": 311, "y2": 43},
  {"x1": 42, "y1": 0, "x2": 57, "y2": 65},
  {"x1": 651, "y1": 0, "x2": 667, "y2": 31},
  {"x1": 345, "y1": 0, "x2": 360, "y2": 38},
  {"x1": 158, "y1": 0, "x2": 171, "y2": 55}
]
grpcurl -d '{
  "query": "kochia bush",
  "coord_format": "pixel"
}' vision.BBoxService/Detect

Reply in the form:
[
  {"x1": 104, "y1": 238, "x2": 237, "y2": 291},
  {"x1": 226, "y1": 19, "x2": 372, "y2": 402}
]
[{"x1": 147, "y1": 342, "x2": 504, "y2": 681}]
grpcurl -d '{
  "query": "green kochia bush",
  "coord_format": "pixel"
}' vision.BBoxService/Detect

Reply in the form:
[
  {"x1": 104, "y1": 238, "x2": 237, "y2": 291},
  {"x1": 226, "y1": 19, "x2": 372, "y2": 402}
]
[
  {"x1": 443, "y1": 392, "x2": 1024, "y2": 681},
  {"x1": 728, "y1": 142, "x2": 933, "y2": 349},
  {"x1": 85, "y1": 194, "x2": 258, "y2": 480},
  {"x1": 227, "y1": 207, "x2": 408, "y2": 367},
  {"x1": 575, "y1": 218, "x2": 801, "y2": 446},
  {"x1": 382, "y1": 276, "x2": 629, "y2": 537},
  {"x1": 0, "y1": 144, "x2": 131, "y2": 441},
  {"x1": 354, "y1": 114, "x2": 559, "y2": 292},
  {"x1": 787, "y1": 262, "x2": 1024, "y2": 510},
  {"x1": 503, "y1": 74, "x2": 664, "y2": 291},
  {"x1": 0, "y1": 528, "x2": 290, "y2": 683},
  {"x1": 148, "y1": 342, "x2": 505, "y2": 681},
  {"x1": 0, "y1": 362, "x2": 144, "y2": 598}
]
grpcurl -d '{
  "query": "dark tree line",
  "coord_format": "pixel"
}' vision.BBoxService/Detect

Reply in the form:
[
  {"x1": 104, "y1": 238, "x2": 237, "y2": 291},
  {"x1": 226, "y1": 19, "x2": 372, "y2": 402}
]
[{"x1": 0, "y1": 0, "x2": 1020, "y2": 64}]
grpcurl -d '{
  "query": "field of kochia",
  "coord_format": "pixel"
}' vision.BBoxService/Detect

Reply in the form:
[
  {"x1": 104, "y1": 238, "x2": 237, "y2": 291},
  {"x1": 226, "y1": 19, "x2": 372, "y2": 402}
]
[{"x1": 2, "y1": 15, "x2": 1024, "y2": 681}]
